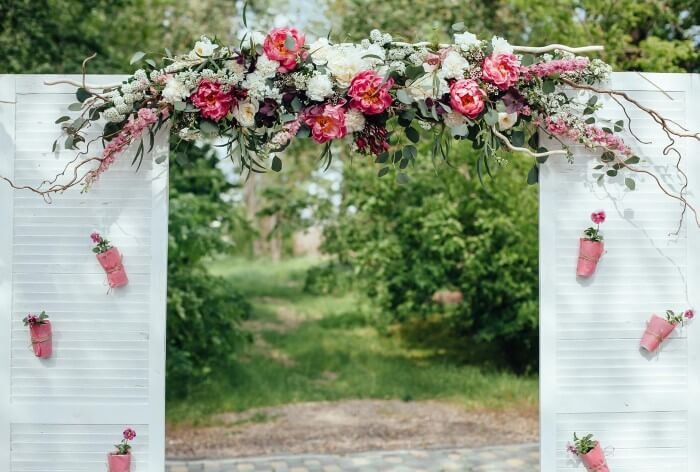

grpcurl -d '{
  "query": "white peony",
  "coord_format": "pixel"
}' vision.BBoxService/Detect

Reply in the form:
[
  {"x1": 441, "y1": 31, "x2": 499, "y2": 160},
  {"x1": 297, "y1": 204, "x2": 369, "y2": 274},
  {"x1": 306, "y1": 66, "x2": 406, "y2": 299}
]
[
  {"x1": 498, "y1": 112, "x2": 518, "y2": 130},
  {"x1": 308, "y1": 37, "x2": 332, "y2": 65},
  {"x1": 326, "y1": 46, "x2": 368, "y2": 87},
  {"x1": 454, "y1": 32, "x2": 481, "y2": 51},
  {"x1": 344, "y1": 109, "x2": 366, "y2": 133},
  {"x1": 306, "y1": 74, "x2": 334, "y2": 102},
  {"x1": 161, "y1": 77, "x2": 191, "y2": 104},
  {"x1": 190, "y1": 38, "x2": 218, "y2": 58},
  {"x1": 255, "y1": 54, "x2": 280, "y2": 79},
  {"x1": 491, "y1": 36, "x2": 513, "y2": 56},
  {"x1": 233, "y1": 100, "x2": 259, "y2": 128},
  {"x1": 439, "y1": 51, "x2": 469, "y2": 80}
]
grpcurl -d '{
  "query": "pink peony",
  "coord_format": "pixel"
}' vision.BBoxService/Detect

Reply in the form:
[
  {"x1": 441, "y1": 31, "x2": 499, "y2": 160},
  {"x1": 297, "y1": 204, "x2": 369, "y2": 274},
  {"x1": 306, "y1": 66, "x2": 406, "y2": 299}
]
[
  {"x1": 591, "y1": 210, "x2": 606, "y2": 225},
  {"x1": 123, "y1": 428, "x2": 136, "y2": 441},
  {"x1": 190, "y1": 79, "x2": 235, "y2": 122},
  {"x1": 685, "y1": 309, "x2": 695, "y2": 320},
  {"x1": 263, "y1": 27, "x2": 308, "y2": 73},
  {"x1": 303, "y1": 102, "x2": 347, "y2": 144},
  {"x1": 449, "y1": 79, "x2": 486, "y2": 119},
  {"x1": 481, "y1": 53, "x2": 520, "y2": 91},
  {"x1": 347, "y1": 70, "x2": 394, "y2": 115}
]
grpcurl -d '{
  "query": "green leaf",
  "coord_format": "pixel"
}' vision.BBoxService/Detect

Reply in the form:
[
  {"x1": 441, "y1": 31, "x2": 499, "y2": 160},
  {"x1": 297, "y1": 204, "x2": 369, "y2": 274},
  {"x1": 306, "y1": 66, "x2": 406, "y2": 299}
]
[
  {"x1": 291, "y1": 97, "x2": 302, "y2": 112},
  {"x1": 51, "y1": 140, "x2": 58, "y2": 152},
  {"x1": 614, "y1": 120, "x2": 624, "y2": 132},
  {"x1": 271, "y1": 156, "x2": 282, "y2": 172},
  {"x1": 624, "y1": 155, "x2": 640, "y2": 165},
  {"x1": 587, "y1": 95, "x2": 598, "y2": 106},
  {"x1": 625, "y1": 177, "x2": 636, "y2": 190},
  {"x1": 405, "y1": 127, "x2": 420, "y2": 143},
  {"x1": 375, "y1": 152, "x2": 389, "y2": 164},
  {"x1": 542, "y1": 80, "x2": 555, "y2": 94},
  {"x1": 199, "y1": 120, "x2": 219, "y2": 135},
  {"x1": 64, "y1": 136, "x2": 74, "y2": 150},
  {"x1": 585, "y1": 117, "x2": 595, "y2": 124},
  {"x1": 130, "y1": 51, "x2": 146, "y2": 65},
  {"x1": 174, "y1": 101, "x2": 186, "y2": 111},
  {"x1": 593, "y1": 164, "x2": 604, "y2": 170},
  {"x1": 76, "y1": 88, "x2": 91, "y2": 103},
  {"x1": 527, "y1": 164, "x2": 539, "y2": 185},
  {"x1": 284, "y1": 34, "x2": 296, "y2": 50},
  {"x1": 484, "y1": 109, "x2": 498, "y2": 126},
  {"x1": 378, "y1": 166, "x2": 390, "y2": 177},
  {"x1": 396, "y1": 89, "x2": 412, "y2": 105},
  {"x1": 55, "y1": 116, "x2": 70, "y2": 124},
  {"x1": 145, "y1": 58, "x2": 157, "y2": 68},
  {"x1": 511, "y1": 130, "x2": 525, "y2": 147},
  {"x1": 396, "y1": 172, "x2": 409, "y2": 184},
  {"x1": 606, "y1": 169, "x2": 618, "y2": 177},
  {"x1": 600, "y1": 151, "x2": 615, "y2": 163},
  {"x1": 451, "y1": 22, "x2": 465, "y2": 31},
  {"x1": 536, "y1": 155, "x2": 549, "y2": 164},
  {"x1": 521, "y1": 54, "x2": 536, "y2": 66},
  {"x1": 67, "y1": 102, "x2": 83, "y2": 111},
  {"x1": 403, "y1": 145, "x2": 417, "y2": 160}
]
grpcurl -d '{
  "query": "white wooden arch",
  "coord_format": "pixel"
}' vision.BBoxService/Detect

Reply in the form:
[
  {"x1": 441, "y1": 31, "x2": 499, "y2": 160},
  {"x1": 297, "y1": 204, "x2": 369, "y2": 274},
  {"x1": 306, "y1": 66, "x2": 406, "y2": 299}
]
[
  {"x1": 540, "y1": 72, "x2": 700, "y2": 471},
  {"x1": 0, "y1": 75, "x2": 169, "y2": 471}
]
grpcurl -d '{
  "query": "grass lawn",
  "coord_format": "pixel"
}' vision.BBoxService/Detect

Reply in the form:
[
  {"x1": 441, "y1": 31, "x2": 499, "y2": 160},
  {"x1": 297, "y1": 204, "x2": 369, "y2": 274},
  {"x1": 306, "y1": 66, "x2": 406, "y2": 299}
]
[{"x1": 166, "y1": 256, "x2": 538, "y2": 424}]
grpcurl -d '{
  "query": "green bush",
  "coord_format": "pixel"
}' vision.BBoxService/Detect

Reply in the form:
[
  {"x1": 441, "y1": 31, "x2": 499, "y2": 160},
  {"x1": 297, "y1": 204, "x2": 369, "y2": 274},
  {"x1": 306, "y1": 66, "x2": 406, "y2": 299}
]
[
  {"x1": 321, "y1": 145, "x2": 539, "y2": 372},
  {"x1": 167, "y1": 143, "x2": 252, "y2": 396}
]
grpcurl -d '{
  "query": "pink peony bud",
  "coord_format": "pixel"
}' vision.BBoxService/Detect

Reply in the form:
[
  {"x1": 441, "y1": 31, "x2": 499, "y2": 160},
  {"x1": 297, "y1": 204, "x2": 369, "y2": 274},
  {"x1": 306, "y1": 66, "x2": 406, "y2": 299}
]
[
  {"x1": 123, "y1": 428, "x2": 136, "y2": 441},
  {"x1": 684, "y1": 309, "x2": 694, "y2": 320},
  {"x1": 591, "y1": 211, "x2": 606, "y2": 225}
]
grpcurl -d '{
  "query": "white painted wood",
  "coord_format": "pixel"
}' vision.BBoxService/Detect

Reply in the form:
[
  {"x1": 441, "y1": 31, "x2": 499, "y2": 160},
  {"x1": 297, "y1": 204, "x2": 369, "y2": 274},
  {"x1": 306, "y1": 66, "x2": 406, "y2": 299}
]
[
  {"x1": 540, "y1": 72, "x2": 700, "y2": 471},
  {"x1": 0, "y1": 75, "x2": 168, "y2": 471}
]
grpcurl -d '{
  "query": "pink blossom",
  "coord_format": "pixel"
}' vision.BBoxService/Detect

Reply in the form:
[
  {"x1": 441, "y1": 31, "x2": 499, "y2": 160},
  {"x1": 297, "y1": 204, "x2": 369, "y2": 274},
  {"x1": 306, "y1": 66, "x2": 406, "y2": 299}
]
[
  {"x1": 685, "y1": 309, "x2": 695, "y2": 320},
  {"x1": 347, "y1": 70, "x2": 394, "y2": 115},
  {"x1": 521, "y1": 57, "x2": 590, "y2": 80},
  {"x1": 90, "y1": 232, "x2": 102, "y2": 243},
  {"x1": 481, "y1": 53, "x2": 520, "y2": 91},
  {"x1": 263, "y1": 27, "x2": 307, "y2": 73},
  {"x1": 424, "y1": 53, "x2": 441, "y2": 67},
  {"x1": 302, "y1": 102, "x2": 347, "y2": 144},
  {"x1": 190, "y1": 79, "x2": 235, "y2": 122},
  {"x1": 449, "y1": 79, "x2": 486, "y2": 119},
  {"x1": 123, "y1": 428, "x2": 136, "y2": 441},
  {"x1": 591, "y1": 211, "x2": 606, "y2": 225}
]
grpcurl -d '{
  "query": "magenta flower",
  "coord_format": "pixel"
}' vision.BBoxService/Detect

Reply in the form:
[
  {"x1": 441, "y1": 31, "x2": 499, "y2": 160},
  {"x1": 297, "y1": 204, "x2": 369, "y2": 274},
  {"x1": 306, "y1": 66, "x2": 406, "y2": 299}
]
[
  {"x1": 90, "y1": 232, "x2": 102, "y2": 243},
  {"x1": 591, "y1": 211, "x2": 606, "y2": 225},
  {"x1": 685, "y1": 309, "x2": 694, "y2": 320},
  {"x1": 123, "y1": 428, "x2": 136, "y2": 441}
]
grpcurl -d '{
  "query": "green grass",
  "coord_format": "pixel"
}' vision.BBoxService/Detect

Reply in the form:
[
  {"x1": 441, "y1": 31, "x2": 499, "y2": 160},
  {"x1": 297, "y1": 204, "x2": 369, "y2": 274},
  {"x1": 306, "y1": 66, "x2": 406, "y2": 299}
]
[{"x1": 167, "y1": 256, "x2": 538, "y2": 424}]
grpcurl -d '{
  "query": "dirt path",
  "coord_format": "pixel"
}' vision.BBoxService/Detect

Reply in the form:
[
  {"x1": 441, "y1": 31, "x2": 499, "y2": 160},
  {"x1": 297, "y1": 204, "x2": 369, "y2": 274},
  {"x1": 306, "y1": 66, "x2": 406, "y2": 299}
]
[{"x1": 166, "y1": 399, "x2": 538, "y2": 460}]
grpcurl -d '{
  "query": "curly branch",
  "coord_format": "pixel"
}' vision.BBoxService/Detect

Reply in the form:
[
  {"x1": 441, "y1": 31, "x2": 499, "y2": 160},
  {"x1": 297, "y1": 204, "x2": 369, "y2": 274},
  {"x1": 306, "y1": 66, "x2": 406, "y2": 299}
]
[{"x1": 491, "y1": 126, "x2": 568, "y2": 157}]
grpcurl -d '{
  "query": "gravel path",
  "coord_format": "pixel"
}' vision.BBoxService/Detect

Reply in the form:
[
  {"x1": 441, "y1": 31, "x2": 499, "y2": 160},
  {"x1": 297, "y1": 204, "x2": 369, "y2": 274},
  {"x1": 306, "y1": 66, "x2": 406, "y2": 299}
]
[
  {"x1": 167, "y1": 399, "x2": 538, "y2": 460},
  {"x1": 166, "y1": 443, "x2": 540, "y2": 471}
]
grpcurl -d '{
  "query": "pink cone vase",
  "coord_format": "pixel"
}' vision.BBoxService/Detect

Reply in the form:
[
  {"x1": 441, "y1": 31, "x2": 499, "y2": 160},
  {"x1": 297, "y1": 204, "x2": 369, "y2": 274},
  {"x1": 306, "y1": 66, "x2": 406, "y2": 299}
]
[
  {"x1": 29, "y1": 321, "x2": 52, "y2": 358},
  {"x1": 640, "y1": 314, "x2": 677, "y2": 352},
  {"x1": 97, "y1": 247, "x2": 129, "y2": 288},
  {"x1": 108, "y1": 453, "x2": 131, "y2": 472},
  {"x1": 577, "y1": 239, "x2": 604, "y2": 277},
  {"x1": 580, "y1": 442, "x2": 609, "y2": 472}
]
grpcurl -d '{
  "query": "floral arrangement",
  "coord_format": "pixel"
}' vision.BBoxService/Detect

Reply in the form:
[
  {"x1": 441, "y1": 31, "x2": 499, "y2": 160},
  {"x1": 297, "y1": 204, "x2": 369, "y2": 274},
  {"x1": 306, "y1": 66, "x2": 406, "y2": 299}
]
[
  {"x1": 108, "y1": 428, "x2": 136, "y2": 472},
  {"x1": 567, "y1": 433, "x2": 609, "y2": 472},
  {"x1": 577, "y1": 210, "x2": 606, "y2": 277},
  {"x1": 23, "y1": 311, "x2": 52, "y2": 358},
  {"x1": 92, "y1": 232, "x2": 129, "y2": 288},
  {"x1": 1, "y1": 16, "x2": 698, "y2": 228},
  {"x1": 641, "y1": 308, "x2": 694, "y2": 353}
]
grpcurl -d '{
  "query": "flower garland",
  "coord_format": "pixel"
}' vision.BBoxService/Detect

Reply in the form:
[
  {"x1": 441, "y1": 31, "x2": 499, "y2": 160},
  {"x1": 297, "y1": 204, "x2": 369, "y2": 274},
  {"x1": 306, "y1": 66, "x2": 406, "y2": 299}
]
[{"x1": 1, "y1": 21, "x2": 699, "y2": 226}]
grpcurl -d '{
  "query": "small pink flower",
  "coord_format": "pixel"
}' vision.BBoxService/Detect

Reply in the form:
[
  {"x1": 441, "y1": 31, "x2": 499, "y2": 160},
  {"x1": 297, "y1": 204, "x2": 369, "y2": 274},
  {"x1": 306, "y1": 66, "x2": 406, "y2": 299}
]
[
  {"x1": 190, "y1": 79, "x2": 235, "y2": 122},
  {"x1": 91, "y1": 232, "x2": 102, "y2": 243},
  {"x1": 123, "y1": 428, "x2": 136, "y2": 441},
  {"x1": 347, "y1": 70, "x2": 394, "y2": 115},
  {"x1": 425, "y1": 53, "x2": 441, "y2": 66},
  {"x1": 263, "y1": 27, "x2": 307, "y2": 73},
  {"x1": 302, "y1": 102, "x2": 347, "y2": 144},
  {"x1": 449, "y1": 79, "x2": 486, "y2": 119},
  {"x1": 591, "y1": 211, "x2": 606, "y2": 225},
  {"x1": 685, "y1": 309, "x2": 694, "y2": 320},
  {"x1": 481, "y1": 53, "x2": 520, "y2": 91}
]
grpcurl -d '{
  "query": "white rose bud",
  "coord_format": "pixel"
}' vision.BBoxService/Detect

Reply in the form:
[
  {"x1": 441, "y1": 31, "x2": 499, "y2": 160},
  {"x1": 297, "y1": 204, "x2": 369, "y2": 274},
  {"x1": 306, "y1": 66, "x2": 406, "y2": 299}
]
[{"x1": 498, "y1": 112, "x2": 518, "y2": 130}]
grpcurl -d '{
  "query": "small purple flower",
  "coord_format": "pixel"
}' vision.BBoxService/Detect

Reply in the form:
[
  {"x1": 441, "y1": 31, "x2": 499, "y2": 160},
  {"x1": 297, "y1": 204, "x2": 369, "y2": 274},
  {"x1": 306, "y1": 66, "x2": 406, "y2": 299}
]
[
  {"x1": 123, "y1": 428, "x2": 136, "y2": 441},
  {"x1": 90, "y1": 232, "x2": 102, "y2": 243}
]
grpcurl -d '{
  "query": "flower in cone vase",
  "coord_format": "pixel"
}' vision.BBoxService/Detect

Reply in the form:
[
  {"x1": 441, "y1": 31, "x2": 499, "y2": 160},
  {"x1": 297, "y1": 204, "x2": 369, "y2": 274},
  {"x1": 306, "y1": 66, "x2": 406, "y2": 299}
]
[
  {"x1": 580, "y1": 442, "x2": 609, "y2": 472},
  {"x1": 640, "y1": 309, "x2": 693, "y2": 353},
  {"x1": 108, "y1": 452, "x2": 131, "y2": 472},
  {"x1": 29, "y1": 321, "x2": 52, "y2": 358},
  {"x1": 577, "y1": 239, "x2": 604, "y2": 277},
  {"x1": 96, "y1": 247, "x2": 129, "y2": 288}
]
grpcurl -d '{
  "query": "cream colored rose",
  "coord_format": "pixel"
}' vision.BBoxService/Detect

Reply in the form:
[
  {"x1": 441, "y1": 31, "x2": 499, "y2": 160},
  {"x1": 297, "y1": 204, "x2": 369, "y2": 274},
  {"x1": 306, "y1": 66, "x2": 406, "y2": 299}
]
[
  {"x1": 498, "y1": 112, "x2": 518, "y2": 130},
  {"x1": 405, "y1": 74, "x2": 448, "y2": 101},
  {"x1": 233, "y1": 100, "x2": 259, "y2": 128},
  {"x1": 309, "y1": 37, "x2": 332, "y2": 65},
  {"x1": 191, "y1": 39, "x2": 218, "y2": 58},
  {"x1": 345, "y1": 109, "x2": 366, "y2": 133},
  {"x1": 326, "y1": 46, "x2": 368, "y2": 87}
]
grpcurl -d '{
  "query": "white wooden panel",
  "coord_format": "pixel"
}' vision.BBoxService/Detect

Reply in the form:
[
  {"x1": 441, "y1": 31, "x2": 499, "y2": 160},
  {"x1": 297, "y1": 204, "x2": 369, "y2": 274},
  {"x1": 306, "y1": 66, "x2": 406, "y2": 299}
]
[
  {"x1": 0, "y1": 75, "x2": 168, "y2": 471},
  {"x1": 540, "y1": 72, "x2": 700, "y2": 470}
]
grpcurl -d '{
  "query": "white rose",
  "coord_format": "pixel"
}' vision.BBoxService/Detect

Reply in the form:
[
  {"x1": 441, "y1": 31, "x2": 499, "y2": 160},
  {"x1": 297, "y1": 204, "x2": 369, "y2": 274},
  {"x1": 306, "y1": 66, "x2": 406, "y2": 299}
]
[
  {"x1": 491, "y1": 36, "x2": 513, "y2": 56},
  {"x1": 190, "y1": 38, "x2": 218, "y2": 58},
  {"x1": 454, "y1": 32, "x2": 481, "y2": 51},
  {"x1": 326, "y1": 46, "x2": 368, "y2": 87},
  {"x1": 406, "y1": 74, "x2": 448, "y2": 101},
  {"x1": 255, "y1": 54, "x2": 280, "y2": 79},
  {"x1": 363, "y1": 43, "x2": 386, "y2": 67},
  {"x1": 233, "y1": 100, "x2": 259, "y2": 128},
  {"x1": 309, "y1": 37, "x2": 332, "y2": 65},
  {"x1": 345, "y1": 109, "x2": 366, "y2": 133},
  {"x1": 306, "y1": 74, "x2": 334, "y2": 102},
  {"x1": 498, "y1": 112, "x2": 518, "y2": 130},
  {"x1": 439, "y1": 51, "x2": 469, "y2": 80},
  {"x1": 161, "y1": 77, "x2": 191, "y2": 104}
]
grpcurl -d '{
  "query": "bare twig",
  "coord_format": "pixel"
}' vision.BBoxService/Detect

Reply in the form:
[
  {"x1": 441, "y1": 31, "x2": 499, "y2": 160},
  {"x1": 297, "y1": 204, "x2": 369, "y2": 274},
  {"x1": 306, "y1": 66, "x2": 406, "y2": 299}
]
[{"x1": 491, "y1": 126, "x2": 568, "y2": 157}]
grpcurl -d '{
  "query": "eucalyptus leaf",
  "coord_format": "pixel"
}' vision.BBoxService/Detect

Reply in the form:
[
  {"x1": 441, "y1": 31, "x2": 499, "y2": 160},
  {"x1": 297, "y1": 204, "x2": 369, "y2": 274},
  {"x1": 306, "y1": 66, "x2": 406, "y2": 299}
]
[
  {"x1": 76, "y1": 88, "x2": 91, "y2": 103},
  {"x1": 378, "y1": 166, "x2": 390, "y2": 177},
  {"x1": 396, "y1": 172, "x2": 410, "y2": 184},
  {"x1": 271, "y1": 156, "x2": 282, "y2": 172},
  {"x1": 55, "y1": 116, "x2": 70, "y2": 124},
  {"x1": 130, "y1": 51, "x2": 146, "y2": 64},
  {"x1": 527, "y1": 164, "x2": 539, "y2": 185},
  {"x1": 625, "y1": 177, "x2": 636, "y2": 190},
  {"x1": 405, "y1": 127, "x2": 420, "y2": 143},
  {"x1": 396, "y1": 89, "x2": 412, "y2": 105},
  {"x1": 67, "y1": 102, "x2": 83, "y2": 111}
]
